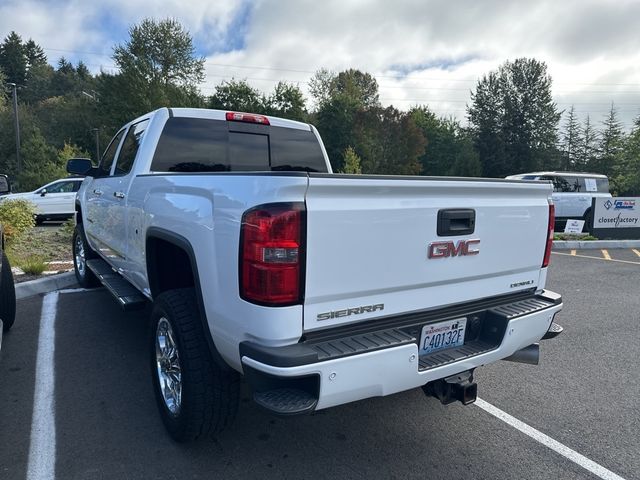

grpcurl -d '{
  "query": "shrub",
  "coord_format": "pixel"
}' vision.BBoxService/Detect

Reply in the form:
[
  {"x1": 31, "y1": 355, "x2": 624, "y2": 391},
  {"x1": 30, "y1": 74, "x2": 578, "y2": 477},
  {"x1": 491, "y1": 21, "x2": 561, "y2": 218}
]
[
  {"x1": 0, "y1": 199, "x2": 37, "y2": 244},
  {"x1": 58, "y1": 218, "x2": 76, "y2": 241},
  {"x1": 20, "y1": 255, "x2": 47, "y2": 275}
]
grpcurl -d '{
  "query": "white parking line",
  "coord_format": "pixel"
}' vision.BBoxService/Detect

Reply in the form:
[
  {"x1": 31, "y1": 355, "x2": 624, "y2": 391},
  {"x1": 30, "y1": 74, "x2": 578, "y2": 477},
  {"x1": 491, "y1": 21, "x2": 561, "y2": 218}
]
[
  {"x1": 57, "y1": 287, "x2": 96, "y2": 294},
  {"x1": 27, "y1": 292, "x2": 58, "y2": 480},
  {"x1": 475, "y1": 398, "x2": 626, "y2": 480}
]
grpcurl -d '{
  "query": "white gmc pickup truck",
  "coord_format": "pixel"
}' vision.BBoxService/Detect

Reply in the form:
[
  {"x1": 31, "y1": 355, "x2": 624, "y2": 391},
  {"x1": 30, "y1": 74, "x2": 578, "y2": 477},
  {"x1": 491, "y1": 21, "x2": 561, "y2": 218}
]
[{"x1": 67, "y1": 108, "x2": 563, "y2": 442}]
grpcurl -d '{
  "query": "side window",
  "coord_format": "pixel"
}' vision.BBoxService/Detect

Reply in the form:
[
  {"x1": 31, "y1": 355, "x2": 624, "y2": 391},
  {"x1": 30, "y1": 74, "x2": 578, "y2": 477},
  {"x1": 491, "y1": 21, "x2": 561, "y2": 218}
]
[
  {"x1": 99, "y1": 129, "x2": 126, "y2": 175},
  {"x1": 72, "y1": 181, "x2": 82, "y2": 192},
  {"x1": 45, "y1": 181, "x2": 76, "y2": 193},
  {"x1": 547, "y1": 176, "x2": 580, "y2": 192},
  {"x1": 114, "y1": 119, "x2": 150, "y2": 176},
  {"x1": 596, "y1": 178, "x2": 610, "y2": 193},
  {"x1": 539, "y1": 176, "x2": 558, "y2": 191}
]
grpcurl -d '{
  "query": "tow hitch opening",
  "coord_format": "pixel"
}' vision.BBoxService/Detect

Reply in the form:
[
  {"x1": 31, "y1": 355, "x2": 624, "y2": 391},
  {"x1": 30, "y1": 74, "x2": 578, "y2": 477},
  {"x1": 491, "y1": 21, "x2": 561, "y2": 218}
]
[{"x1": 423, "y1": 370, "x2": 477, "y2": 406}]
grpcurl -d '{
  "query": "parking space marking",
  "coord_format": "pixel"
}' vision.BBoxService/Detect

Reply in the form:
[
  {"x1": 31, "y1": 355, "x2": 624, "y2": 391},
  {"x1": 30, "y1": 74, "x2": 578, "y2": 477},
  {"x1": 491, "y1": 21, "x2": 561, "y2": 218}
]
[
  {"x1": 552, "y1": 251, "x2": 640, "y2": 265},
  {"x1": 56, "y1": 287, "x2": 95, "y2": 294},
  {"x1": 602, "y1": 249, "x2": 611, "y2": 260},
  {"x1": 632, "y1": 249, "x2": 640, "y2": 258},
  {"x1": 27, "y1": 292, "x2": 58, "y2": 480},
  {"x1": 475, "y1": 398, "x2": 626, "y2": 480}
]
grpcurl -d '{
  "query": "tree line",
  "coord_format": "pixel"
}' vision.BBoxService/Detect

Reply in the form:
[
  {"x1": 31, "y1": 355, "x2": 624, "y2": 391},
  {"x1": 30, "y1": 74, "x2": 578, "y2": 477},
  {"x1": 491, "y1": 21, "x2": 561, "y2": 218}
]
[{"x1": 1, "y1": 18, "x2": 638, "y2": 194}]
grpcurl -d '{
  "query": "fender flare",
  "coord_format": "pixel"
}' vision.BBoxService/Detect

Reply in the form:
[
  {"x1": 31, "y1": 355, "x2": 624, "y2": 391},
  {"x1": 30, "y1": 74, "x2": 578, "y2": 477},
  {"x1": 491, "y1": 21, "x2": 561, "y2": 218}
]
[{"x1": 145, "y1": 227, "x2": 230, "y2": 370}]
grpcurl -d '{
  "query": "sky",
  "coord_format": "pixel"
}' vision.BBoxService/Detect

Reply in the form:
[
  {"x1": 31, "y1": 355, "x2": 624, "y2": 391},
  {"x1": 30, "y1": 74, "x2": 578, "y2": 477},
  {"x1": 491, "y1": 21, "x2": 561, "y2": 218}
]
[{"x1": 1, "y1": 0, "x2": 640, "y2": 129}]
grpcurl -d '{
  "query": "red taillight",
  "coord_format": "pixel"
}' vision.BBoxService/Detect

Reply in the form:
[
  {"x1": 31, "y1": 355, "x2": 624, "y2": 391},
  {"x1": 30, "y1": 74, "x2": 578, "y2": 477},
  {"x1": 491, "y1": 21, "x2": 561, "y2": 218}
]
[
  {"x1": 226, "y1": 111, "x2": 270, "y2": 125},
  {"x1": 240, "y1": 203, "x2": 305, "y2": 306},
  {"x1": 542, "y1": 203, "x2": 555, "y2": 267}
]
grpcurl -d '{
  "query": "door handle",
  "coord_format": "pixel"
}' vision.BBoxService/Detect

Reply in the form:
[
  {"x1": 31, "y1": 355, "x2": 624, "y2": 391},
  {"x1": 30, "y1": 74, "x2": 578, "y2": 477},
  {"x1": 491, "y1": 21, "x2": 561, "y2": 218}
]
[
  {"x1": 114, "y1": 191, "x2": 125, "y2": 199},
  {"x1": 93, "y1": 189, "x2": 103, "y2": 196}
]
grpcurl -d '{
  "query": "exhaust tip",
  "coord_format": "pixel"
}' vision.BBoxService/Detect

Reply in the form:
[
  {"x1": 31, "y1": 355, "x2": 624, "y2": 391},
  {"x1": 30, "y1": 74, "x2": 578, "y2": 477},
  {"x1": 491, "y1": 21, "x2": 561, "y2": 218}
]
[{"x1": 503, "y1": 343, "x2": 540, "y2": 365}]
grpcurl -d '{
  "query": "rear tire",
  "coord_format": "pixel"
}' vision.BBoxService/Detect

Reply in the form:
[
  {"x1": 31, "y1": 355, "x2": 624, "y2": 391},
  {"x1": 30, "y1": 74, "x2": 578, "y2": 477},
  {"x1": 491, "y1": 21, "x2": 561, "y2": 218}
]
[
  {"x1": 72, "y1": 224, "x2": 99, "y2": 288},
  {"x1": 150, "y1": 288, "x2": 239, "y2": 442},
  {"x1": 0, "y1": 251, "x2": 16, "y2": 332}
]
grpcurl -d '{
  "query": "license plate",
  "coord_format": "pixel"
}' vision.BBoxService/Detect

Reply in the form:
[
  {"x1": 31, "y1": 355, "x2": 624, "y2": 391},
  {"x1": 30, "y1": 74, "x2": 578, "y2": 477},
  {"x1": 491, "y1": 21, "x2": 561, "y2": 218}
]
[{"x1": 419, "y1": 318, "x2": 467, "y2": 355}]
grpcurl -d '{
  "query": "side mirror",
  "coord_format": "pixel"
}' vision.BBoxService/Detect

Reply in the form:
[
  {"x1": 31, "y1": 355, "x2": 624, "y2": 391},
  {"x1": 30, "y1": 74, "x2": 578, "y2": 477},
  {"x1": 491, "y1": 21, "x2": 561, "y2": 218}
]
[
  {"x1": 0, "y1": 175, "x2": 10, "y2": 195},
  {"x1": 40, "y1": 188, "x2": 47, "y2": 197},
  {"x1": 67, "y1": 158, "x2": 94, "y2": 176}
]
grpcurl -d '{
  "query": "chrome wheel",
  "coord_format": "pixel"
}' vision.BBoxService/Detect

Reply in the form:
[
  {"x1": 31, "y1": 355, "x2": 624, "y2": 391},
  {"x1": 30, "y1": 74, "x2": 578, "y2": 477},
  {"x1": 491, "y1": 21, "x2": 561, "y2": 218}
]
[
  {"x1": 74, "y1": 233, "x2": 85, "y2": 278},
  {"x1": 155, "y1": 317, "x2": 182, "y2": 416}
]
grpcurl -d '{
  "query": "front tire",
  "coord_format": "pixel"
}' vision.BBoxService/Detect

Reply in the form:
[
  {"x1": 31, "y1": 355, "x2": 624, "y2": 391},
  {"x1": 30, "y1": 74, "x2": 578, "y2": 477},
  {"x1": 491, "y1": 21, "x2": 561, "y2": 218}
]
[
  {"x1": 0, "y1": 252, "x2": 16, "y2": 332},
  {"x1": 150, "y1": 288, "x2": 239, "y2": 442},
  {"x1": 72, "y1": 224, "x2": 99, "y2": 288}
]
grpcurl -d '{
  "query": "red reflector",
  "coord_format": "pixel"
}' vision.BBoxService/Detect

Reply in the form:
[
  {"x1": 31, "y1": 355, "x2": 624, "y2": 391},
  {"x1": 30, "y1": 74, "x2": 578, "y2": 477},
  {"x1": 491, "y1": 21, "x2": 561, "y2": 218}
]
[
  {"x1": 240, "y1": 203, "x2": 305, "y2": 306},
  {"x1": 226, "y1": 111, "x2": 270, "y2": 125},
  {"x1": 542, "y1": 203, "x2": 555, "y2": 267}
]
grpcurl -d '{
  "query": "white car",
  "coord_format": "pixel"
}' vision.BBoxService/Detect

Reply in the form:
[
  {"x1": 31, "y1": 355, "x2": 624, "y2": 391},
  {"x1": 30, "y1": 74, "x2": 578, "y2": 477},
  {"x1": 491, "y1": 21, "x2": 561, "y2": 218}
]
[
  {"x1": 506, "y1": 172, "x2": 611, "y2": 227},
  {"x1": 1, "y1": 177, "x2": 84, "y2": 223}
]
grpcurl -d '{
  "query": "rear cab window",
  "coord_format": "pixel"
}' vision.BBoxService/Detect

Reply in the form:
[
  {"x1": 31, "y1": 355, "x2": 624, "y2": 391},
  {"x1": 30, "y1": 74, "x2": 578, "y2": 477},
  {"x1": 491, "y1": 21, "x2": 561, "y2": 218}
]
[{"x1": 150, "y1": 117, "x2": 328, "y2": 173}]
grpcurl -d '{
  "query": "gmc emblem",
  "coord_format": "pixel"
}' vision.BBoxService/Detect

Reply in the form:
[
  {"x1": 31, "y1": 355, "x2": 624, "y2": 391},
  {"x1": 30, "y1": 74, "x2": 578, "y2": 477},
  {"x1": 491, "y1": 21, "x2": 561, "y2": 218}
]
[{"x1": 428, "y1": 239, "x2": 480, "y2": 259}]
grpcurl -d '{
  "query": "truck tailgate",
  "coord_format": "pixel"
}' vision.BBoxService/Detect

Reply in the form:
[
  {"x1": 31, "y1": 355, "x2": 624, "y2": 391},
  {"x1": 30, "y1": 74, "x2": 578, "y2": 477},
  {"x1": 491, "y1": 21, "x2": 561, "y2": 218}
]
[{"x1": 303, "y1": 175, "x2": 552, "y2": 332}]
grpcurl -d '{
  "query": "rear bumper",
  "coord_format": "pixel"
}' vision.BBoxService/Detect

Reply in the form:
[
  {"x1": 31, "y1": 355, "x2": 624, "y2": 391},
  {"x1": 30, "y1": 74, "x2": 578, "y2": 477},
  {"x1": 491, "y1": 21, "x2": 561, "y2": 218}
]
[{"x1": 241, "y1": 290, "x2": 562, "y2": 411}]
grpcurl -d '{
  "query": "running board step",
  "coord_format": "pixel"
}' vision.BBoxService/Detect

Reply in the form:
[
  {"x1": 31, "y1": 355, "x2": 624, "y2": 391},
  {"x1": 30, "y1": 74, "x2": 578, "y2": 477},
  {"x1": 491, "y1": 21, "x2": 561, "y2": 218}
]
[
  {"x1": 541, "y1": 322, "x2": 563, "y2": 340},
  {"x1": 253, "y1": 388, "x2": 318, "y2": 415},
  {"x1": 86, "y1": 258, "x2": 146, "y2": 311}
]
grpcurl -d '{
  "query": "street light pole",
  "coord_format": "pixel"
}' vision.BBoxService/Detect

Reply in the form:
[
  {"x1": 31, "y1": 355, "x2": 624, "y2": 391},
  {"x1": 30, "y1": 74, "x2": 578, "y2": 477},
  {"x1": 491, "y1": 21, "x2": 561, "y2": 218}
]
[{"x1": 7, "y1": 82, "x2": 21, "y2": 173}]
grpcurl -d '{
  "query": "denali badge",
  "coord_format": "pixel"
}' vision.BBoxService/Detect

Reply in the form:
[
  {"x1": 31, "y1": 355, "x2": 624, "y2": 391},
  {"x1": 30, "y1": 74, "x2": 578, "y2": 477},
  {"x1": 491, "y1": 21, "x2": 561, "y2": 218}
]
[
  {"x1": 428, "y1": 239, "x2": 480, "y2": 259},
  {"x1": 317, "y1": 304, "x2": 384, "y2": 321}
]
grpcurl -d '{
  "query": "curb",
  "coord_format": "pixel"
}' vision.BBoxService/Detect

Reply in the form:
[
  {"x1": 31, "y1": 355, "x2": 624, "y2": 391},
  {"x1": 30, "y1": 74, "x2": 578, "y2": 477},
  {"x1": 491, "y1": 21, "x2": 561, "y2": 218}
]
[
  {"x1": 16, "y1": 272, "x2": 78, "y2": 300},
  {"x1": 553, "y1": 240, "x2": 640, "y2": 250}
]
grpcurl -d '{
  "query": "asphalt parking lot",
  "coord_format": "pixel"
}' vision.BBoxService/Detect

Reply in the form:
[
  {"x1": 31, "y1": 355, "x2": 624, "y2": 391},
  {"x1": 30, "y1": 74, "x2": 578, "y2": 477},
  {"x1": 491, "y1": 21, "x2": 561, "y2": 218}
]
[{"x1": 1, "y1": 251, "x2": 639, "y2": 479}]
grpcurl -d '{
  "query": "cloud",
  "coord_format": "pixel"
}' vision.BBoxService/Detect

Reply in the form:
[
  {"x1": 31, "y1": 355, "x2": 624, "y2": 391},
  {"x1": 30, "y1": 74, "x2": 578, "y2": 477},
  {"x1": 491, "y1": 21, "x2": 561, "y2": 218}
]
[{"x1": 1, "y1": 0, "x2": 639, "y2": 126}]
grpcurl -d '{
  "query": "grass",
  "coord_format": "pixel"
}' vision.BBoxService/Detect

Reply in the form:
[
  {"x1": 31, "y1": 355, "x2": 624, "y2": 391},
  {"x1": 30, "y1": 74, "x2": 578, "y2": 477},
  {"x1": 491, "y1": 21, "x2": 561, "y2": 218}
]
[
  {"x1": 553, "y1": 233, "x2": 598, "y2": 241},
  {"x1": 19, "y1": 255, "x2": 48, "y2": 275},
  {"x1": 6, "y1": 219, "x2": 73, "y2": 268}
]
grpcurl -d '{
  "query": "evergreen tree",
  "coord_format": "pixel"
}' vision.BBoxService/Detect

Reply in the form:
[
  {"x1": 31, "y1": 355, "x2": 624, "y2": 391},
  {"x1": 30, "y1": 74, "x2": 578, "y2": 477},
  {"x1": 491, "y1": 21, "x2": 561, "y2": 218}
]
[
  {"x1": 0, "y1": 32, "x2": 27, "y2": 85},
  {"x1": 592, "y1": 104, "x2": 624, "y2": 175},
  {"x1": 340, "y1": 146, "x2": 362, "y2": 174},
  {"x1": 576, "y1": 115, "x2": 596, "y2": 171},
  {"x1": 616, "y1": 116, "x2": 640, "y2": 195},
  {"x1": 560, "y1": 105, "x2": 581, "y2": 170}
]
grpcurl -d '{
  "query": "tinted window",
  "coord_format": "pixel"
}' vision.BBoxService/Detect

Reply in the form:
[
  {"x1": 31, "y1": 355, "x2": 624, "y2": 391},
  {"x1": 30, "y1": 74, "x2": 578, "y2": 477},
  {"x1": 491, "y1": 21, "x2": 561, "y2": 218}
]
[
  {"x1": 229, "y1": 132, "x2": 269, "y2": 170},
  {"x1": 152, "y1": 118, "x2": 227, "y2": 172},
  {"x1": 545, "y1": 176, "x2": 582, "y2": 192},
  {"x1": 270, "y1": 127, "x2": 326, "y2": 172},
  {"x1": 115, "y1": 119, "x2": 149, "y2": 175},
  {"x1": 99, "y1": 130, "x2": 125, "y2": 175},
  {"x1": 150, "y1": 117, "x2": 328, "y2": 173}
]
